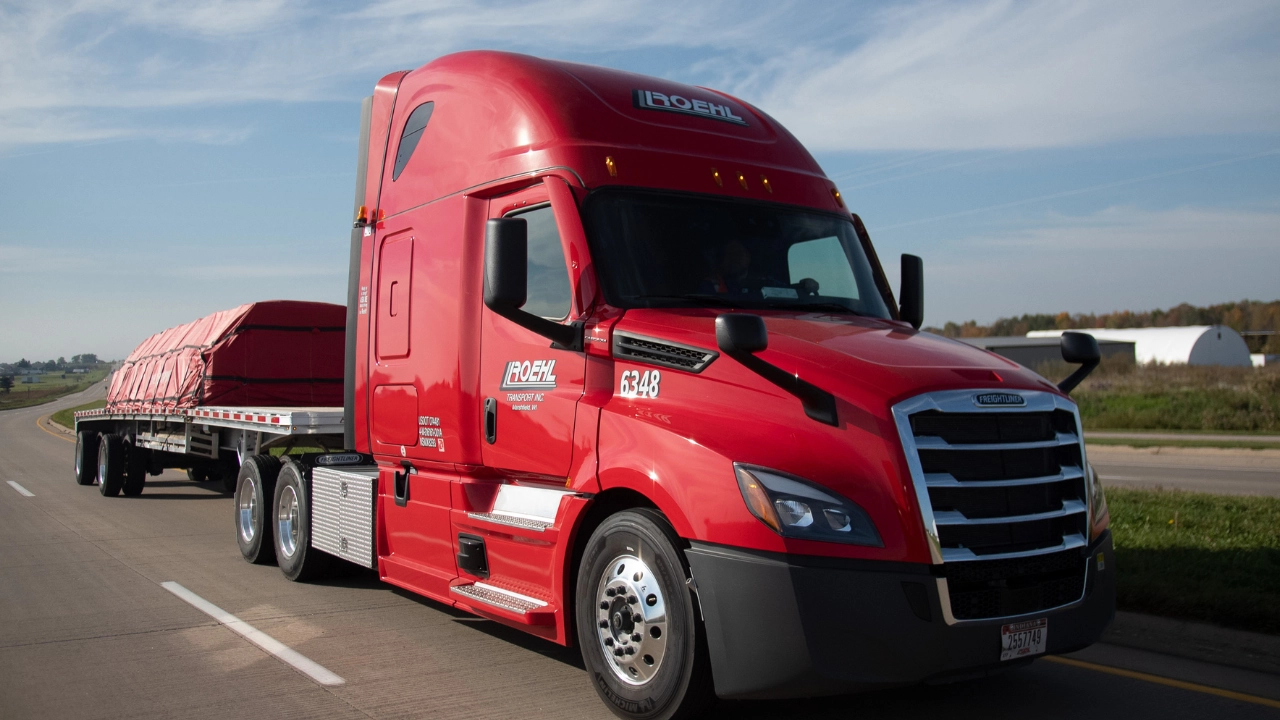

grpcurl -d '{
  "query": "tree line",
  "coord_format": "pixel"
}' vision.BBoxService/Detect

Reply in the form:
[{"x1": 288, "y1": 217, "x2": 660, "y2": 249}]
[{"x1": 929, "y1": 300, "x2": 1280, "y2": 353}]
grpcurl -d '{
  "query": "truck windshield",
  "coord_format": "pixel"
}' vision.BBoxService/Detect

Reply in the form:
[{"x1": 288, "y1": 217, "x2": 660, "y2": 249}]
[{"x1": 583, "y1": 190, "x2": 892, "y2": 318}]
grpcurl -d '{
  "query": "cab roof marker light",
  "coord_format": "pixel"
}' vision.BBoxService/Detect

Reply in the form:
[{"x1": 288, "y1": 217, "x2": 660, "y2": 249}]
[
  {"x1": 831, "y1": 188, "x2": 845, "y2": 208},
  {"x1": 605, "y1": 156, "x2": 618, "y2": 177},
  {"x1": 737, "y1": 173, "x2": 748, "y2": 190},
  {"x1": 760, "y1": 176, "x2": 772, "y2": 194},
  {"x1": 711, "y1": 168, "x2": 723, "y2": 187}
]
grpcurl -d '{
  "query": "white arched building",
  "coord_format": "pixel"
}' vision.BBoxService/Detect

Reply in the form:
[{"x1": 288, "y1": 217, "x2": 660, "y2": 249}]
[{"x1": 1026, "y1": 326, "x2": 1253, "y2": 367}]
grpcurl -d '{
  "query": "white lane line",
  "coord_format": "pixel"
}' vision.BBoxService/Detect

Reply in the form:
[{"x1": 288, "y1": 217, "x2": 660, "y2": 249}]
[
  {"x1": 6, "y1": 480, "x2": 35, "y2": 497},
  {"x1": 160, "y1": 581, "x2": 344, "y2": 686}
]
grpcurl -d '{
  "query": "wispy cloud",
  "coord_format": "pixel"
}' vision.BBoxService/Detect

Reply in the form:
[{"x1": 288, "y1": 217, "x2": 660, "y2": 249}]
[{"x1": 3, "y1": 1, "x2": 1276, "y2": 151}]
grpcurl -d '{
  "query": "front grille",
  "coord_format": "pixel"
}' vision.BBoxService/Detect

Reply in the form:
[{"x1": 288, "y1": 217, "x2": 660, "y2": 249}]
[
  {"x1": 893, "y1": 391, "x2": 1091, "y2": 622},
  {"x1": 612, "y1": 331, "x2": 718, "y2": 373}
]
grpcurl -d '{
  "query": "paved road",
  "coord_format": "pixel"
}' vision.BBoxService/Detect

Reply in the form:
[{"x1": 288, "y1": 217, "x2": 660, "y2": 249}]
[
  {"x1": 3, "y1": 390, "x2": 1278, "y2": 719},
  {"x1": 1088, "y1": 432, "x2": 1280, "y2": 443},
  {"x1": 1087, "y1": 444, "x2": 1280, "y2": 497}
]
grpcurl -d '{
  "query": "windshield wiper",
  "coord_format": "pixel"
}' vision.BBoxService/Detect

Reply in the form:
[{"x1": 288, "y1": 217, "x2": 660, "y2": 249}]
[
  {"x1": 761, "y1": 301, "x2": 866, "y2": 316},
  {"x1": 638, "y1": 294, "x2": 748, "y2": 308}
]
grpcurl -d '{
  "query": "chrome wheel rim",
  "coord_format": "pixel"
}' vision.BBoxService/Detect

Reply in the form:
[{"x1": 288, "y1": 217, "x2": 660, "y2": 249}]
[
  {"x1": 75, "y1": 437, "x2": 82, "y2": 478},
  {"x1": 238, "y1": 476, "x2": 257, "y2": 543},
  {"x1": 277, "y1": 485, "x2": 300, "y2": 558},
  {"x1": 594, "y1": 554, "x2": 669, "y2": 686},
  {"x1": 97, "y1": 446, "x2": 107, "y2": 485}
]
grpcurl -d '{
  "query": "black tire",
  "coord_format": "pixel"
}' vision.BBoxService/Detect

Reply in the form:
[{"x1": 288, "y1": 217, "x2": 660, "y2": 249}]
[
  {"x1": 576, "y1": 509, "x2": 715, "y2": 720},
  {"x1": 212, "y1": 457, "x2": 241, "y2": 495},
  {"x1": 97, "y1": 434, "x2": 126, "y2": 497},
  {"x1": 75, "y1": 431, "x2": 99, "y2": 486},
  {"x1": 122, "y1": 442, "x2": 147, "y2": 496},
  {"x1": 273, "y1": 461, "x2": 331, "y2": 582},
  {"x1": 235, "y1": 455, "x2": 282, "y2": 565},
  {"x1": 186, "y1": 466, "x2": 208, "y2": 483}
]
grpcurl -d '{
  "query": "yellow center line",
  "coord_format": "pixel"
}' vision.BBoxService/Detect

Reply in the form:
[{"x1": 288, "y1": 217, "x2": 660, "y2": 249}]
[
  {"x1": 36, "y1": 415, "x2": 76, "y2": 444},
  {"x1": 1044, "y1": 656, "x2": 1280, "y2": 709}
]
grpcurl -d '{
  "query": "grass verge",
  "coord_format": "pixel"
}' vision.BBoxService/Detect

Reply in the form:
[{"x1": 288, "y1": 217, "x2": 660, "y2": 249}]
[
  {"x1": 1088, "y1": 437, "x2": 1280, "y2": 451},
  {"x1": 0, "y1": 368, "x2": 110, "y2": 411},
  {"x1": 51, "y1": 399, "x2": 107, "y2": 429},
  {"x1": 1109, "y1": 486, "x2": 1280, "y2": 635}
]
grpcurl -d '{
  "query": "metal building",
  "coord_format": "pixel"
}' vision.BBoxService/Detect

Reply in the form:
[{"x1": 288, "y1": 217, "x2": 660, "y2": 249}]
[{"x1": 1026, "y1": 326, "x2": 1253, "y2": 367}]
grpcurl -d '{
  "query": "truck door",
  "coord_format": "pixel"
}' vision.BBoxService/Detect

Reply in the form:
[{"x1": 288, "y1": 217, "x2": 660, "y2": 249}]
[{"x1": 479, "y1": 183, "x2": 585, "y2": 478}]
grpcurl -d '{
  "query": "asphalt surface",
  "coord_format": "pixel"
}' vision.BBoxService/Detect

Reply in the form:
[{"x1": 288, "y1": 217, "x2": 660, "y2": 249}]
[
  {"x1": 2, "y1": 386, "x2": 1278, "y2": 719},
  {"x1": 1087, "y1": 445, "x2": 1280, "y2": 497}
]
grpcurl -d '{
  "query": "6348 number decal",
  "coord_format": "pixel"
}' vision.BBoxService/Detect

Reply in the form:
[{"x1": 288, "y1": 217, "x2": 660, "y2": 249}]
[{"x1": 619, "y1": 369, "x2": 661, "y2": 399}]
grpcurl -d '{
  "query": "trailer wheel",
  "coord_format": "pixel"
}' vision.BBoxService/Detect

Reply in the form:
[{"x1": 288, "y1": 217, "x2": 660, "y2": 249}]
[
  {"x1": 273, "y1": 461, "x2": 331, "y2": 582},
  {"x1": 75, "y1": 431, "x2": 99, "y2": 486},
  {"x1": 186, "y1": 467, "x2": 208, "y2": 483},
  {"x1": 235, "y1": 455, "x2": 282, "y2": 565},
  {"x1": 122, "y1": 443, "x2": 148, "y2": 496},
  {"x1": 97, "y1": 434, "x2": 126, "y2": 497},
  {"x1": 575, "y1": 509, "x2": 715, "y2": 720}
]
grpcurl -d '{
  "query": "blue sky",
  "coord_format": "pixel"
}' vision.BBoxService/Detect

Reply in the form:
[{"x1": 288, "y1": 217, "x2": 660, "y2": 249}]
[{"x1": 2, "y1": 0, "x2": 1278, "y2": 360}]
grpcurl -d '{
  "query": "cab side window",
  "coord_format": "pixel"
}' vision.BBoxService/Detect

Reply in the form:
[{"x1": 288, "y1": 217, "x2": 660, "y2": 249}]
[
  {"x1": 392, "y1": 102, "x2": 434, "y2": 181},
  {"x1": 508, "y1": 204, "x2": 571, "y2": 320}
]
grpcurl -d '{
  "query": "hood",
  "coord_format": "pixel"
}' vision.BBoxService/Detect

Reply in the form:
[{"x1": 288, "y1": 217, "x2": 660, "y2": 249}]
[{"x1": 617, "y1": 309, "x2": 1061, "y2": 408}]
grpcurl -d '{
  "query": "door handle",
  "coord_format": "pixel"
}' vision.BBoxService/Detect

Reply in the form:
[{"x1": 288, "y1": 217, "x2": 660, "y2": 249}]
[
  {"x1": 393, "y1": 460, "x2": 413, "y2": 507},
  {"x1": 484, "y1": 397, "x2": 497, "y2": 444}
]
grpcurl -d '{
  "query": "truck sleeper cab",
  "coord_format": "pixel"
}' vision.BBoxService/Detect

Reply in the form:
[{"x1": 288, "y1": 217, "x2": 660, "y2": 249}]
[{"x1": 213, "y1": 51, "x2": 1111, "y2": 719}]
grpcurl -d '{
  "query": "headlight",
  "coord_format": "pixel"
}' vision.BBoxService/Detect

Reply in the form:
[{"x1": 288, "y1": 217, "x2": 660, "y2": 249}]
[
  {"x1": 1088, "y1": 462, "x2": 1109, "y2": 540},
  {"x1": 734, "y1": 464, "x2": 882, "y2": 547}
]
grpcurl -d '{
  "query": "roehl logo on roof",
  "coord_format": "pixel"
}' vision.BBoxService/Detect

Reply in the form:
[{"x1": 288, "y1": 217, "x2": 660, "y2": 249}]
[
  {"x1": 633, "y1": 89, "x2": 748, "y2": 126},
  {"x1": 974, "y1": 393, "x2": 1027, "y2": 407}
]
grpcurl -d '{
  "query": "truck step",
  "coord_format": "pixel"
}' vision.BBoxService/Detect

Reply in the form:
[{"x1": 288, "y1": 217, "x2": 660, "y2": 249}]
[
  {"x1": 465, "y1": 511, "x2": 553, "y2": 533},
  {"x1": 451, "y1": 582, "x2": 548, "y2": 614}
]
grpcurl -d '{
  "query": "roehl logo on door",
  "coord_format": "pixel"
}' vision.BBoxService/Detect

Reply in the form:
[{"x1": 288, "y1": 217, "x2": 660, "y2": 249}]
[{"x1": 501, "y1": 360, "x2": 558, "y2": 390}]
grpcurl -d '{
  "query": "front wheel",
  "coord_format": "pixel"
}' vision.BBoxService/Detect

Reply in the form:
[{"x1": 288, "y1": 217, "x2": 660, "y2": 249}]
[{"x1": 576, "y1": 510, "x2": 715, "y2": 720}]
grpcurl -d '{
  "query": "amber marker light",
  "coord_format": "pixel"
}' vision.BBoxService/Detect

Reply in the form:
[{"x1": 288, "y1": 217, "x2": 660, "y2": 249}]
[
  {"x1": 605, "y1": 156, "x2": 617, "y2": 177},
  {"x1": 831, "y1": 188, "x2": 845, "y2": 208},
  {"x1": 735, "y1": 466, "x2": 782, "y2": 532},
  {"x1": 760, "y1": 176, "x2": 772, "y2": 194},
  {"x1": 354, "y1": 205, "x2": 369, "y2": 226},
  {"x1": 737, "y1": 173, "x2": 749, "y2": 190},
  {"x1": 711, "y1": 168, "x2": 723, "y2": 187}
]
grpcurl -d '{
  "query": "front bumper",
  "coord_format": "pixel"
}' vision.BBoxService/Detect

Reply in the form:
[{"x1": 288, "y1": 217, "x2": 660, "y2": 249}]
[{"x1": 685, "y1": 530, "x2": 1115, "y2": 699}]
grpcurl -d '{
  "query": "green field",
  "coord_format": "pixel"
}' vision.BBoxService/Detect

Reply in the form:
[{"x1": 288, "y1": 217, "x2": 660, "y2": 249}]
[
  {"x1": 1033, "y1": 360, "x2": 1280, "y2": 433},
  {"x1": 1109, "y1": 486, "x2": 1280, "y2": 635},
  {"x1": 0, "y1": 367, "x2": 110, "y2": 411},
  {"x1": 51, "y1": 399, "x2": 108, "y2": 429}
]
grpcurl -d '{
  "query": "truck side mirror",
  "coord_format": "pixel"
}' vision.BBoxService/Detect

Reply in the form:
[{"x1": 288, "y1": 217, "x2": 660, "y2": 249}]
[
  {"x1": 715, "y1": 313, "x2": 837, "y2": 426},
  {"x1": 715, "y1": 313, "x2": 768, "y2": 354},
  {"x1": 483, "y1": 218, "x2": 583, "y2": 352},
  {"x1": 1057, "y1": 331, "x2": 1100, "y2": 395},
  {"x1": 483, "y1": 218, "x2": 528, "y2": 310},
  {"x1": 899, "y1": 254, "x2": 923, "y2": 330}
]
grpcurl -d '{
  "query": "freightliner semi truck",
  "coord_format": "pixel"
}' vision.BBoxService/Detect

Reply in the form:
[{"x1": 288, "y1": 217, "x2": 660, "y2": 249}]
[{"x1": 75, "y1": 51, "x2": 1114, "y2": 719}]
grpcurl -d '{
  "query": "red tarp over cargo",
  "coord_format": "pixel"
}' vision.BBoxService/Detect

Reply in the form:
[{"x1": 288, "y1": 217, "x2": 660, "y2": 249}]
[{"x1": 106, "y1": 301, "x2": 345, "y2": 412}]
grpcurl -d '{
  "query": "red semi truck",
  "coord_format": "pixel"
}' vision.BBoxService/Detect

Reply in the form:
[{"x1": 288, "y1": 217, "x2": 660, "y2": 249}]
[{"x1": 76, "y1": 51, "x2": 1113, "y2": 719}]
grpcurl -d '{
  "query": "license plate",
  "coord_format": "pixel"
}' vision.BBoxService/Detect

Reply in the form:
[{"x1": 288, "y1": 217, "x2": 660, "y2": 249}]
[{"x1": 1000, "y1": 618, "x2": 1047, "y2": 661}]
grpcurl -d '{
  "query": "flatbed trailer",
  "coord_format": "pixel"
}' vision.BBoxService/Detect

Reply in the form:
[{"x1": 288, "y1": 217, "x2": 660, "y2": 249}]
[{"x1": 74, "y1": 405, "x2": 347, "y2": 494}]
